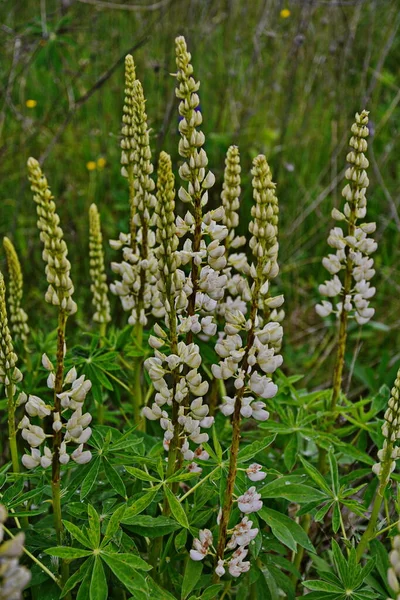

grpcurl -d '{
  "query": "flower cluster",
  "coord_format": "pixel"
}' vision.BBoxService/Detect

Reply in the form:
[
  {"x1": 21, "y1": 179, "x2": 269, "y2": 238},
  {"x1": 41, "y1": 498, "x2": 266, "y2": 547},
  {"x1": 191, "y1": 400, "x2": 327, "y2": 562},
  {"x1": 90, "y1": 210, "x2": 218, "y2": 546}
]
[
  {"x1": 316, "y1": 111, "x2": 376, "y2": 325},
  {"x1": 0, "y1": 505, "x2": 31, "y2": 599},
  {"x1": 387, "y1": 527, "x2": 400, "y2": 599},
  {"x1": 89, "y1": 203, "x2": 111, "y2": 325},
  {"x1": 20, "y1": 356, "x2": 92, "y2": 469},
  {"x1": 142, "y1": 39, "x2": 228, "y2": 464},
  {"x1": 372, "y1": 368, "x2": 400, "y2": 484},
  {"x1": 0, "y1": 273, "x2": 22, "y2": 391},
  {"x1": 213, "y1": 156, "x2": 283, "y2": 424},
  {"x1": 143, "y1": 340, "x2": 213, "y2": 453},
  {"x1": 3, "y1": 238, "x2": 29, "y2": 347},
  {"x1": 111, "y1": 64, "x2": 158, "y2": 327},
  {"x1": 27, "y1": 158, "x2": 77, "y2": 315}
]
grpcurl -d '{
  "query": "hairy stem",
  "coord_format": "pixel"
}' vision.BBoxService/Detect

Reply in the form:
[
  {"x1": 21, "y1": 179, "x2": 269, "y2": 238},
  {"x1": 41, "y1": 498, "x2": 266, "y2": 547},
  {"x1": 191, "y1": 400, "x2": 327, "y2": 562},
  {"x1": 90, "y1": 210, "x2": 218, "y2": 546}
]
[{"x1": 6, "y1": 383, "x2": 19, "y2": 474}]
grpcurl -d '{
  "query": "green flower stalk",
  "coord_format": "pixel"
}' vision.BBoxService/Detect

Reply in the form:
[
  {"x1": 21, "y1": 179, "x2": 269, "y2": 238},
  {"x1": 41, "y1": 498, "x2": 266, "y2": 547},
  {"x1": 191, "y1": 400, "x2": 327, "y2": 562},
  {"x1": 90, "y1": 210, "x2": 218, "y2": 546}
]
[
  {"x1": 3, "y1": 237, "x2": 29, "y2": 349},
  {"x1": 316, "y1": 111, "x2": 375, "y2": 420},
  {"x1": 357, "y1": 368, "x2": 400, "y2": 559},
  {"x1": 120, "y1": 54, "x2": 137, "y2": 250},
  {"x1": 27, "y1": 158, "x2": 77, "y2": 575},
  {"x1": 0, "y1": 272, "x2": 22, "y2": 474},
  {"x1": 212, "y1": 155, "x2": 282, "y2": 577},
  {"x1": 89, "y1": 203, "x2": 111, "y2": 334}
]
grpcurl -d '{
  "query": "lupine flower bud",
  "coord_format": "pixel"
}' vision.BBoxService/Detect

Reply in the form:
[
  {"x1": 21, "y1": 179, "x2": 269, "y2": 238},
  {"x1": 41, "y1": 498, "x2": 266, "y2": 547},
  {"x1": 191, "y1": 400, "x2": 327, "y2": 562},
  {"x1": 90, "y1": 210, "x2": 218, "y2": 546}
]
[
  {"x1": 3, "y1": 238, "x2": 29, "y2": 347},
  {"x1": 27, "y1": 158, "x2": 77, "y2": 315},
  {"x1": 89, "y1": 204, "x2": 111, "y2": 325},
  {"x1": 316, "y1": 111, "x2": 376, "y2": 325}
]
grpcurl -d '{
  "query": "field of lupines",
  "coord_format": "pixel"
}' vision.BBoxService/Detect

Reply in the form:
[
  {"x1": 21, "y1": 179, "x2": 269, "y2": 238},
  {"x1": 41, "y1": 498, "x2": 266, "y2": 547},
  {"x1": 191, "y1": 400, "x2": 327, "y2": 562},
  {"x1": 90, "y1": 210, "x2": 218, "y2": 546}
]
[{"x1": 1, "y1": 3, "x2": 400, "y2": 599}]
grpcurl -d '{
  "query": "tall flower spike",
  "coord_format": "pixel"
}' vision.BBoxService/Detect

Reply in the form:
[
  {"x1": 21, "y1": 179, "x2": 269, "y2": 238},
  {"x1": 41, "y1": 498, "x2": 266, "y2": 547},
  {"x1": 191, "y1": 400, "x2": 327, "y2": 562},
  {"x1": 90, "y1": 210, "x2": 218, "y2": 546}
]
[
  {"x1": 316, "y1": 110, "x2": 376, "y2": 325},
  {"x1": 0, "y1": 272, "x2": 22, "y2": 473},
  {"x1": 0, "y1": 505, "x2": 31, "y2": 599},
  {"x1": 3, "y1": 238, "x2": 29, "y2": 347},
  {"x1": 120, "y1": 54, "x2": 137, "y2": 248},
  {"x1": 111, "y1": 78, "x2": 157, "y2": 327},
  {"x1": 27, "y1": 158, "x2": 77, "y2": 315},
  {"x1": 357, "y1": 368, "x2": 400, "y2": 559},
  {"x1": 89, "y1": 204, "x2": 111, "y2": 328},
  {"x1": 211, "y1": 155, "x2": 283, "y2": 578},
  {"x1": 221, "y1": 146, "x2": 245, "y2": 252},
  {"x1": 316, "y1": 111, "x2": 375, "y2": 424},
  {"x1": 175, "y1": 35, "x2": 218, "y2": 327}
]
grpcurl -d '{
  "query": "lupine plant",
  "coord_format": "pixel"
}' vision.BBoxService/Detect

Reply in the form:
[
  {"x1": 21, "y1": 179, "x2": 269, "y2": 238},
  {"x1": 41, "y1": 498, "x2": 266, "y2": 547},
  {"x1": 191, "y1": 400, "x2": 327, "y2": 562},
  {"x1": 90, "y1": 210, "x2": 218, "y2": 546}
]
[{"x1": 0, "y1": 35, "x2": 399, "y2": 600}]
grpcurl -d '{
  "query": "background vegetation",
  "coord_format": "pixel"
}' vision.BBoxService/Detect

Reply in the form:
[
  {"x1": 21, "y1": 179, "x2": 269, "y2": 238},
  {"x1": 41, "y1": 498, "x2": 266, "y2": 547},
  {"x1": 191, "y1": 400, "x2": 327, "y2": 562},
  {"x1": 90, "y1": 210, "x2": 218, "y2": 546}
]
[{"x1": 1, "y1": 0, "x2": 400, "y2": 394}]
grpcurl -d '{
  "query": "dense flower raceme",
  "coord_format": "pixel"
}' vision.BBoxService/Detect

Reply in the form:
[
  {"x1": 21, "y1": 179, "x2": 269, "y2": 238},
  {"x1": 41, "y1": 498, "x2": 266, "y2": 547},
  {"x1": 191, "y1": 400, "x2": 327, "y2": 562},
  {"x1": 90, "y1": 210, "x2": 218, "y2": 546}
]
[
  {"x1": 3, "y1": 238, "x2": 29, "y2": 347},
  {"x1": 196, "y1": 155, "x2": 283, "y2": 576},
  {"x1": 89, "y1": 203, "x2": 111, "y2": 325},
  {"x1": 316, "y1": 110, "x2": 376, "y2": 325},
  {"x1": 110, "y1": 58, "x2": 158, "y2": 327},
  {"x1": 20, "y1": 356, "x2": 93, "y2": 469},
  {"x1": 0, "y1": 505, "x2": 31, "y2": 600},
  {"x1": 27, "y1": 158, "x2": 77, "y2": 316},
  {"x1": 142, "y1": 38, "x2": 229, "y2": 462}
]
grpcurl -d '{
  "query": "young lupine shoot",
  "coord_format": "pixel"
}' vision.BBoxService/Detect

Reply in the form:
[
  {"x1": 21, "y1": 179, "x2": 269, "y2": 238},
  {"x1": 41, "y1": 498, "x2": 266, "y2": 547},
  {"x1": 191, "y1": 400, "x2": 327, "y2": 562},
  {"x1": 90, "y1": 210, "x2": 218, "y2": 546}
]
[
  {"x1": 0, "y1": 272, "x2": 23, "y2": 474},
  {"x1": 27, "y1": 159, "x2": 92, "y2": 577},
  {"x1": 3, "y1": 237, "x2": 29, "y2": 349},
  {"x1": 357, "y1": 368, "x2": 400, "y2": 559},
  {"x1": 0, "y1": 505, "x2": 31, "y2": 599},
  {"x1": 316, "y1": 110, "x2": 375, "y2": 418},
  {"x1": 89, "y1": 203, "x2": 111, "y2": 334},
  {"x1": 208, "y1": 155, "x2": 283, "y2": 578}
]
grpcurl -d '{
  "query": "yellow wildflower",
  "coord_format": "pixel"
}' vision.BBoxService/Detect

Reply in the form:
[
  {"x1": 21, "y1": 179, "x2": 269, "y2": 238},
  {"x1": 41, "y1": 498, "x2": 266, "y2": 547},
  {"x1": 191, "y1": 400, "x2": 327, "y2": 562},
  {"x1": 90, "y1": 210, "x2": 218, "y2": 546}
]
[
  {"x1": 26, "y1": 99, "x2": 37, "y2": 108},
  {"x1": 280, "y1": 8, "x2": 291, "y2": 18},
  {"x1": 97, "y1": 157, "x2": 106, "y2": 169},
  {"x1": 86, "y1": 161, "x2": 97, "y2": 171}
]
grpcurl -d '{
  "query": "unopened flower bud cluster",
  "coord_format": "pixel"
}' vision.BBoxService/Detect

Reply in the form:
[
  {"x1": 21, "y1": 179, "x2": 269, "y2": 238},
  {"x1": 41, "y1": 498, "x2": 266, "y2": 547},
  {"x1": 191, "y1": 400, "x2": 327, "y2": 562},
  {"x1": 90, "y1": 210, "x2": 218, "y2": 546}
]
[
  {"x1": 0, "y1": 505, "x2": 31, "y2": 599},
  {"x1": 111, "y1": 66, "x2": 158, "y2": 327},
  {"x1": 20, "y1": 354, "x2": 92, "y2": 469},
  {"x1": 0, "y1": 273, "x2": 22, "y2": 391},
  {"x1": 372, "y1": 368, "x2": 400, "y2": 484},
  {"x1": 3, "y1": 238, "x2": 29, "y2": 347},
  {"x1": 316, "y1": 111, "x2": 376, "y2": 325},
  {"x1": 89, "y1": 203, "x2": 111, "y2": 324},
  {"x1": 27, "y1": 158, "x2": 77, "y2": 315}
]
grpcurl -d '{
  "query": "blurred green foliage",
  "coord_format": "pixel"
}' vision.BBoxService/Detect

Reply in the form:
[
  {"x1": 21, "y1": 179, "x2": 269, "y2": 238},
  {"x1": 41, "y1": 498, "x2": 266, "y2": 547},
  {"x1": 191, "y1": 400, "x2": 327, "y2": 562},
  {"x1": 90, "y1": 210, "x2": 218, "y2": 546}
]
[{"x1": 1, "y1": 0, "x2": 399, "y2": 392}]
